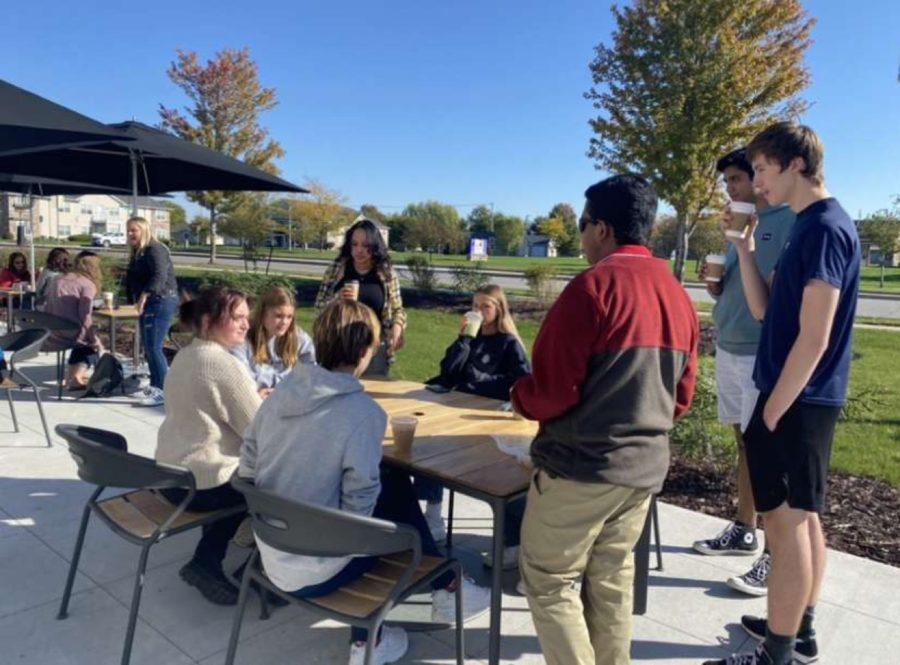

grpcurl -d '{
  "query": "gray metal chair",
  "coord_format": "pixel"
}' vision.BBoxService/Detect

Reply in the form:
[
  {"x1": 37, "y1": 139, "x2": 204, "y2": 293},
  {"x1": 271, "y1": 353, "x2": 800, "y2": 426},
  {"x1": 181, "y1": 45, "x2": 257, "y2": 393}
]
[
  {"x1": 12, "y1": 310, "x2": 80, "y2": 399},
  {"x1": 225, "y1": 476, "x2": 465, "y2": 665},
  {"x1": 55, "y1": 424, "x2": 246, "y2": 665},
  {"x1": 0, "y1": 328, "x2": 52, "y2": 446}
]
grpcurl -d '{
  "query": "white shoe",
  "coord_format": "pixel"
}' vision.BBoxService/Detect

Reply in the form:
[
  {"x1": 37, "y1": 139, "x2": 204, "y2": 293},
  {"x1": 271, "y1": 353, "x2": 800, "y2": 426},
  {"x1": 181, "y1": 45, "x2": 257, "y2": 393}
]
[
  {"x1": 431, "y1": 577, "x2": 491, "y2": 625},
  {"x1": 425, "y1": 509, "x2": 447, "y2": 544},
  {"x1": 137, "y1": 386, "x2": 164, "y2": 407},
  {"x1": 515, "y1": 579, "x2": 526, "y2": 595},
  {"x1": 482, "y1": 545, "x2": 520, "y2": 571},
  {"x1": 347, "y1": 625, "x2": 408, "y2": 665}
]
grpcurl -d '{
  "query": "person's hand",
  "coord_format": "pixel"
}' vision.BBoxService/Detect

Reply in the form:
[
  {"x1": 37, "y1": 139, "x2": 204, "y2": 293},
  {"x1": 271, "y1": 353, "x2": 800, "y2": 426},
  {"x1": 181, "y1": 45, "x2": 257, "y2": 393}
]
[
  {"x1": 722, "y1": 208, "x2": 758, "y2": 254},
  {"x1": 459, "y1": 317, "x2": 470, "y2": 336},
  {"x1": 388, "y1": 323, "x2": 405, "y2": 352},
  {"x1": 136, "y1": 293, "x2": 148, "y2": 314},
  {"x1": 762, "y1": 397, "x2": 785, "y2": 432},
  {"x1": 339, "y1": 285, "x2": 357, "y2": 300},
  {"x1": 258, "y1": 388, "x2": 274, "y2": 399}
]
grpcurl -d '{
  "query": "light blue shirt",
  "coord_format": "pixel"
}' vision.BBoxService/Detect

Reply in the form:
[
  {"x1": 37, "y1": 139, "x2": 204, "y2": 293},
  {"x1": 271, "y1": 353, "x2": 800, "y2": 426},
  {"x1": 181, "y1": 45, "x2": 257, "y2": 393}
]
[{"x1": 230, "y1": 330, "x2": 316, "y2": 389}]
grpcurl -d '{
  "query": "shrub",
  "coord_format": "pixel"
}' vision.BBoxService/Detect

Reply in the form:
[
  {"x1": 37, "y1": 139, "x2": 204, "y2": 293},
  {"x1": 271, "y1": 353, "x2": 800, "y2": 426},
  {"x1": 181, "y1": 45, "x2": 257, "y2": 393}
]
[
  {"x1": 524, "y1": 264, "x2": 558, "y2": 303},
  {"x1": 67, "y1": 234, "x2": 92, "y2": 244},
  {"x1": 670, "y1": 357, "x2": 734, "y2": 465},
  {"x1": 195, "y1": 271, "x2": 296, "y2": 298},
  {"x1": 450, "y1": 262, "x2": 488, "y2": 294},
  {"x1": 406, "y1": 255, "x2": 437, "y2": 291}
]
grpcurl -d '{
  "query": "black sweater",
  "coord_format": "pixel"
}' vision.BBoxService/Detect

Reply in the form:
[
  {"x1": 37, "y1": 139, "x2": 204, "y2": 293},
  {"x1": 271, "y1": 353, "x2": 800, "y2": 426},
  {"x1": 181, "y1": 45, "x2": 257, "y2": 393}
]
[
  {"x1": 125, "y1": 241, "x2": 177, "y2": 302},
  {"x1": 428, "y1": 332, "x2": 531, "y2": 401}
]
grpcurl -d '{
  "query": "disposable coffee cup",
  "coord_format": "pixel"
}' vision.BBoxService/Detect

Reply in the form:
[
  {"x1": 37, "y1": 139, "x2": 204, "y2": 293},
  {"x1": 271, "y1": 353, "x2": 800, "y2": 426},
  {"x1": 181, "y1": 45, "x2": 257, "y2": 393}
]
[
  {"x1": 345, "y1": 280, "x2": 360, "y2": 301},
  {"x1": 391, "y1": 416, "x2": 418, "y2": 455},
  {"x1": 463, "y1": 310, "x2": 483, "y2": 337},
  {"x1": 704, "y1": 254, "x2": 726, "y2": 282},
  {"x1": 102, "y1": 291, "x2": 115, "y2": 309},
  {"x1": 726, "y1": 201, "x2": 755, "y2": 238}
]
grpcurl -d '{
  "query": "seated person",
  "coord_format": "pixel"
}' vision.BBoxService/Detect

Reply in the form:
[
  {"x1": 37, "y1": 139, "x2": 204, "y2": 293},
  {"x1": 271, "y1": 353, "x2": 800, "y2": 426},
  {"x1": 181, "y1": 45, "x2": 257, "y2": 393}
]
[
  {"x1": 230, "y1": 285, "x2": 315, "y2": 398},
  {"x1": 421, "y1": 284, "x2": 531, "y2": 568},
  {"x1": 0, "y1": 251, "x2": 32, "y2": 289},
  {"x1": 43, "y1": 251, "x2": 104, "y2": 390},
  {"x1": 35, "y1": 247, "x2": 71, "y2": 309},
  {"x1": 239, "y1": 299, "x2": 490, "y2": 665},
  {"x1": 155, "y1": 287, "x2": 262, "y2": 606}
]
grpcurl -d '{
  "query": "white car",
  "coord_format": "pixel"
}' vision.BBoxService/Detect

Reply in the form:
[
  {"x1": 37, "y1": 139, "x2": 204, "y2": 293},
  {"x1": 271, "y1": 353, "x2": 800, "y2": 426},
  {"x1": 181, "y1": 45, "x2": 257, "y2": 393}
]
[{"x1": 91, "y1": 232, "x2": 126, "y2": 247}]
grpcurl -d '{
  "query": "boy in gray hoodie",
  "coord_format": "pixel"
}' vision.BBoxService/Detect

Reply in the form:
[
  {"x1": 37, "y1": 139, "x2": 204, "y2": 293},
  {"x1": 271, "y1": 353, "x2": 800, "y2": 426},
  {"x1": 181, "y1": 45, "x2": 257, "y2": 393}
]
[{"x1": 240, "y1": 299, "x2": 489, "y2": 665}]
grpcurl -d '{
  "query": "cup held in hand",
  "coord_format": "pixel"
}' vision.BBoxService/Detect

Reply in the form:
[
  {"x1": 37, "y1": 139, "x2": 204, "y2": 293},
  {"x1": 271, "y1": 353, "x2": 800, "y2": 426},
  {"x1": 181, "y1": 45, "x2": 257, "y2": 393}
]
[
  {"x1": 704, "y1": 254, "x2": 726, "y2": 282},
  {"x1": 463, "y1": 310, "x2": 483, "y2": 337},
  {"x1": 391, "y1": 416, "x2": 418, "y2": 454},
  {"x1": 726, "y1": 201, "x2": 755, "y2": 238}
]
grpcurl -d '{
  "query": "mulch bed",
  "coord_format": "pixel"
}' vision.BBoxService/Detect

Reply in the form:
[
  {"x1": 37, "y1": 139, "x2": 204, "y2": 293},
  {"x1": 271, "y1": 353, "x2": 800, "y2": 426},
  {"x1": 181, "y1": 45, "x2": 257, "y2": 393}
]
[{"x1": 661, "y1": 455, "x2": 900, "y2": 568}]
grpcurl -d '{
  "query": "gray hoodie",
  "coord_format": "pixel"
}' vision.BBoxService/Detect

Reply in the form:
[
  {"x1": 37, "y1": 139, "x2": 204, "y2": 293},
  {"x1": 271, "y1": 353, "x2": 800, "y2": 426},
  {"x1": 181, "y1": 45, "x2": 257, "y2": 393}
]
[{"x1": 239, "y1": 362, "x2": 386, "y2": 592}]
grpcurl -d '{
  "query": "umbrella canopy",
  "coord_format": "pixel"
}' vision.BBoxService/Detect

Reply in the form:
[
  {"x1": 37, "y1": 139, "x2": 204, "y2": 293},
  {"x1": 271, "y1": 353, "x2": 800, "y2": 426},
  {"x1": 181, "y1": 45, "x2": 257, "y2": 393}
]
[
  {"x1": 0, "y1": 121, "x2": 305, "y2": 200},
  {"x1": 0, "y1": 173, "x2": 131, "y2": 196},
  {"x1": 0, "y1": 79, "x2": 133, "y2": 157}
]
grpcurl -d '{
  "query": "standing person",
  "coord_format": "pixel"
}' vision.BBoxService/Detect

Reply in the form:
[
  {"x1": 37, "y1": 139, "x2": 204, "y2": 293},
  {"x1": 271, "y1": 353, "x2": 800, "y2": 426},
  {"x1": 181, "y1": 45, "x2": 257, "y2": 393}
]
[
  {"x1": 513, "y1": 175, "x2": 699, "y2": 665},
  {"x1": 692, "y1": 148, "x2": 795, "y2": 597},
  {"x1": 314, "y1": 218, "x2": 406, "y2": 376},
  {"x1": 43, "y1": 251, "x2": 104, "y2": 390},
  {"x1": 125, "y1": 216, "x2": 179, "y2": 407},
  {"x1": 34, "y1": 247, "x2": 71, "y2": 309},
  {"x1": 230, "y1": 285, "x2": 316, "y2": 398},
  {"x1": 156, "y1": 287, "x2": 262, "y2": 606},
  {"x1": 421, "y1": 283, "x2": 531, "y2": 554},
  {"x1": 706, "y1": 125, "x2": 860, "y2": 665},
  {"x1": 239, "y1": 299, "x2": 489, "y2": 665}
]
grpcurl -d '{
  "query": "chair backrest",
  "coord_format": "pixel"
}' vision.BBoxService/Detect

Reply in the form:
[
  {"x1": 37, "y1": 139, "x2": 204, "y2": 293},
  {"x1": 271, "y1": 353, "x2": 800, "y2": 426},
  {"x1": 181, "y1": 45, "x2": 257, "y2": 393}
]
[
  {"x1": 13, "y1": 310, "x2": 79, "y2": 333},
  {"x1": 55, "y1": 424, "x2": 194, "y2": 491},
  {"x1": 231, "y1": 476, "x2": 419, "y2": 559},
  {"x1": 0, "y1": 328, "x2": 50, "y2": 362}
]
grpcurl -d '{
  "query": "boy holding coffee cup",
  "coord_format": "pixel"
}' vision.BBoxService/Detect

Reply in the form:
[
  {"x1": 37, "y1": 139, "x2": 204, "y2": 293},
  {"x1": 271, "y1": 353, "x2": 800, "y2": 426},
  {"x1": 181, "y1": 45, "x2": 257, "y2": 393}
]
[{"x1": 692, "y1": 148, "x2": 795, "y2": 597}]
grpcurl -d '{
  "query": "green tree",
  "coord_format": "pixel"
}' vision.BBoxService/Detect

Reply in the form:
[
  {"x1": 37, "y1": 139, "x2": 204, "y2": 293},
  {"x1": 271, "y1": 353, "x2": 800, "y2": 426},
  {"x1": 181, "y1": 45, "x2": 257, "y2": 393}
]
[
  {"x1": 163, "y1": 201, "x2": 186, "y2": 227},
  {"x1": 586, "y1": 0, "x2": 813, "y2": 280},
  {"x1": 547, "y1": 202, "x2": 582, "y2": 255},
  {"x1": 401, "y1": 201, "x2": 466, "y2": 255},
  {"x1": 466, "y1": 205, "x2": 495, "y2": 235},
  {"x1": 217, "y1": 194, "x2": 275, "y2": 269},
  {"x1": 288, "y1": 179, "x2": 350, "y2": 249},
  {"x1": 860, "y1": 210, "x2": 900, "y2": 287},
  {"x1": 359, "y1": 204, "x2": 387, "y2": 225},
  {"x1": 492, "y1": 214, "x2": 526, "y2": 255},
  {"x1": 159, "y1": 47, "x2": 285, "y2": 264},
  {"x1": 688, "y1": 215, "x2": 728, "y2": 267},
  {"x1": 650, "y1": 215, "x2": 678, "y2": 259}
]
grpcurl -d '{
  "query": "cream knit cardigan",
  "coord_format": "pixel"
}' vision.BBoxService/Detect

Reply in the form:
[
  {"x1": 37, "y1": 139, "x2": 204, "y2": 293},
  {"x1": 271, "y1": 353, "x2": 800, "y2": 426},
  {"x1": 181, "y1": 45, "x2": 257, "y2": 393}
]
[{"x1": 156, "y1": 338, "x2": 262, "y2": 490}]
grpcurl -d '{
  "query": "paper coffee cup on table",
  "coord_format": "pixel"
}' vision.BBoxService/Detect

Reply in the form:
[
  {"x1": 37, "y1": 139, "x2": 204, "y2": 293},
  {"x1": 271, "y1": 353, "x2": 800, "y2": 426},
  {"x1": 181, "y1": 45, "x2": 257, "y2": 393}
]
[
  {"x1": 463, "y1": 310, "x2": 483, "y2": 337},
  {"x1": 726, "y1": 201, "x2": 755, "y2": 238},
  {"x1": 391, "y1": 416, "x2": 418, "y2": 455},
  {"x1": 704, "y1": 254, "x2": 726, "y2": 282},
  {"x1": 102, "y1": 291, "x2": 115, "y2": 309},
  {"x1": 345, "y1": 280, "x2": 360, "y2": 300}
]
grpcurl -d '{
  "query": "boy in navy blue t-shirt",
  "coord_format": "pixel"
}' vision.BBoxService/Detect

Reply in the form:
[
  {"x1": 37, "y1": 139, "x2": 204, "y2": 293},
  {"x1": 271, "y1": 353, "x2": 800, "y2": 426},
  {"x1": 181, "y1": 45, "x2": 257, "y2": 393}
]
[{"x1": 706, "y1": 124, "x2": 860, "y2": 665}]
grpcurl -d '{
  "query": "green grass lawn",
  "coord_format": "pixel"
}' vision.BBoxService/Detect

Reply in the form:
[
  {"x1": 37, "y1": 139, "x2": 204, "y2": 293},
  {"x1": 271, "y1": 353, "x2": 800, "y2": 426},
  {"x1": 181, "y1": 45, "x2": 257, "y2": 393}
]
[{"x1": 297, "y1": 304, "x2": 900, "y2": 487}]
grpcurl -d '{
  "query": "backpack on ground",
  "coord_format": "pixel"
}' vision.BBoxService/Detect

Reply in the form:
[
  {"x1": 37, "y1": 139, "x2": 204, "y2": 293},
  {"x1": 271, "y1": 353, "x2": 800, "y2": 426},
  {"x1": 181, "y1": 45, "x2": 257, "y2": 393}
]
[{"x1": 79, "y1": 353, "x2": 125, "y2": 398}]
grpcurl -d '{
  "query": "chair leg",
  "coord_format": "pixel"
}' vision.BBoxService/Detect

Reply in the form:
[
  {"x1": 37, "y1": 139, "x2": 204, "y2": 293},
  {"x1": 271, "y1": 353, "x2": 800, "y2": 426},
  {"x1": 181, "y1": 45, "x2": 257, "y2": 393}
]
[
  {"x1": 120, "y1": 543, "x2": 152, "y2": 665},
  {"x1": 57, "y1": 502, "x2": 94, "y2": 620},
  {"x1": 364, "y1": 621, "x2": 378, "y2": 665},
  {"x1": 57, "y1": 351, "x2": 64, "y2": 400},
  {"x1": 6, "y1": 387, "x2": 18, "y2": 433},
  {"x1": 446, "y1": 489, "x2": 455, "y2": 549},
  {"x1": 258, "y1": 583, "x2": 270, "y2": 621},
  {"x1": 224, "y1": 566, "x2": 255, "y2": 665},
  {"x1": 454, "y1": 561, "x2": 464, "y2": 664},
  {"x1": 28, "y1": 379, "x2": 52, "y2": 447},
  {"x1": 651, "y1": 496, "x2": 663, "y2": 571}
]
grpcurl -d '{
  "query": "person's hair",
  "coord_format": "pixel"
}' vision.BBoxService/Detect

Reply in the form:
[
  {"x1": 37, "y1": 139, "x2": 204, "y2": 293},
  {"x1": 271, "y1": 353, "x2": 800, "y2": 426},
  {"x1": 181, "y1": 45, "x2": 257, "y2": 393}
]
[
  {"x1": 179, "y1": 286, "x2": 248, "y2": 337},
  {"x1": 474, "y1": 284, "x2": 525, "y2": 350},
  {"x1": 71, "y1": 250, "x2": 102, "y2": 291},
  {"x1": 248, "y1": 286, "x2": 301, "y2": 369},
  {"x1": 716, "y1": 148, "x2": 753, "y2": 179},
  {"x1": 337, "y1": 218, "x2": 391, "y2": 271},
  {"x1": 313, "y1": 299, "x2": 381, "y2": 371},
  {"x1": 582, "y1": 174, "x2": 658, "y2": 246},
  {"x1": 127, "y1": 216, "x2": 153, "y2": 257},
  {"x1": 746, "y1": 122, "x2": 825, "y2": 186},
  {"x1": 45, "y1": 247, "x2": 71, "y2": 272},
  {"x1": 7, "y1": 251, "x2": 29, "y2": 279}
]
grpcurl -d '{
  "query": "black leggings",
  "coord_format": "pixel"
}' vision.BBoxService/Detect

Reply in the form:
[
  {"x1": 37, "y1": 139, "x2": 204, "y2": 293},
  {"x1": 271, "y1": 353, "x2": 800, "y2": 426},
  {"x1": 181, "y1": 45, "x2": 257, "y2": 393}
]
[{"x1": 161, "y1": 483, "x2": 246, "y2": 572}]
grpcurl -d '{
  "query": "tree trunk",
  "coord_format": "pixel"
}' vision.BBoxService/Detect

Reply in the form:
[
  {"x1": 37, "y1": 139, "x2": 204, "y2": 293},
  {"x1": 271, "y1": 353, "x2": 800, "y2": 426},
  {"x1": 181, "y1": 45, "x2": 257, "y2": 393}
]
[
  {"x1": 880, "y1": 263, "x2": 885, "y2": 288},
  {"x1": 673, "y1": 209, "x2": 689, "y2": 282},
  {"x1": 208, "y1": 206, "x2": 217, "y2": 264}
]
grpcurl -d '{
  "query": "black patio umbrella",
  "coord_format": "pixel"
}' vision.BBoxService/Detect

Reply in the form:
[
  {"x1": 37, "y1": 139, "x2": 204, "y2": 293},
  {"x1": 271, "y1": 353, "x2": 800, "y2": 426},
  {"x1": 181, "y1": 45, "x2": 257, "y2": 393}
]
[
  {"x1": 0, "y1": 79, "x2": 133, "y2": 157},
  {"x1": 0, "y1": 173, "x2": 131, "y2": 196},
  {"x1": 0, "y1": 120, "x2": 306, "y2": 214}
]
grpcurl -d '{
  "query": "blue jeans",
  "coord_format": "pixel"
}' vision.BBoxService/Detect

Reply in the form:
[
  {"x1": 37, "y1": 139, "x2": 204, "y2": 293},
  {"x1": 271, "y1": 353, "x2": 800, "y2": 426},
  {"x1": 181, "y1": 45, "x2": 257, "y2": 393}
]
[
  {"x1": 140, "y1": 295, "x2": 178, "y2": 389},
  {"x1": 290, "y1": 468, "x2": 453, "y2": 642}
]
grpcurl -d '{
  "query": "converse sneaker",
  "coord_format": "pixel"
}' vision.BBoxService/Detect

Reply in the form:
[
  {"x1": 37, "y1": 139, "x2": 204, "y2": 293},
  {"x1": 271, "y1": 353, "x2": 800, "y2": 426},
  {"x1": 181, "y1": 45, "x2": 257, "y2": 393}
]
[
  {"x1": 703, "y1": 642, "x2": 775, "y2": 665},
  {"x1": 741, "y1": 615, "x2": 820, "y2": 664},
  {"x1": 347, "y1": 625, "x2": 408, "y2": 665},
  {"x1": 431, "y1": 577, "x2": 491, "y2": 624},
  {"x1": 727, "y1": 552, "x2": 770, "y2": 596},
  {"x1": 483, "y1": 545, "x2": 520, "y2": 570},
  {"x1": 137, "y1": 386, "x2": 165, "y2": 407},
  {"x1": 693, "y1": 522, "x2": 759, "y2": 556}
]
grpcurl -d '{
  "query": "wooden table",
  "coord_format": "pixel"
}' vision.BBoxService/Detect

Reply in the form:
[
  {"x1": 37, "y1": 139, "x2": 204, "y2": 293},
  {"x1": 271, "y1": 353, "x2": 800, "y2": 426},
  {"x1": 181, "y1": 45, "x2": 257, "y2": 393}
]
[
  {"x1": 364, "y1": 378, "x2": 652, "y2": 665},
  {"x1": 0, "y1": 285, "x2": 34, "y2": 331},
  {"x1": 93, "y1": 306, "x2": 142, "y2": 370}
]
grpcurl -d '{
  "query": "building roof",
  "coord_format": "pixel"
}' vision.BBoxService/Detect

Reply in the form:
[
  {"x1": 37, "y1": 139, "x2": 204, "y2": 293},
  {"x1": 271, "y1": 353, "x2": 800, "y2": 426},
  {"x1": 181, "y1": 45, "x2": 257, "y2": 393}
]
[{"x1": 108, "y1": 195, "x2": 171, "y2": 210}]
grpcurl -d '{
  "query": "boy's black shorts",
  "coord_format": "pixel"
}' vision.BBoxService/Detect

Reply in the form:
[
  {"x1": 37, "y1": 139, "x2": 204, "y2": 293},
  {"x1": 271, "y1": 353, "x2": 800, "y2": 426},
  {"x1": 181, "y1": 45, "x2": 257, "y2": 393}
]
[{"x1": 743, "y1": 393, "x2": 841, "y2": 514}]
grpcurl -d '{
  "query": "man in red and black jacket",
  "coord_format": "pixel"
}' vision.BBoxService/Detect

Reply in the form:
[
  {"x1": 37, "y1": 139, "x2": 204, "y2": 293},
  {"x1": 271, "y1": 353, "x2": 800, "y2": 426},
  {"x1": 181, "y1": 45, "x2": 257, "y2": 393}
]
[{"x1": 513, "y1": 174, "x2": 699, "y2": 665}]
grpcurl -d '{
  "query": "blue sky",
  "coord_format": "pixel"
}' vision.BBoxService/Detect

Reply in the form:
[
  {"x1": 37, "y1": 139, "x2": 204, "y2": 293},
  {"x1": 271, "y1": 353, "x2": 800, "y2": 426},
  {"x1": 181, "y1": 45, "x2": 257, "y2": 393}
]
[{"x1": 6, "y1": 0, "x2": 899, "y2": 220}]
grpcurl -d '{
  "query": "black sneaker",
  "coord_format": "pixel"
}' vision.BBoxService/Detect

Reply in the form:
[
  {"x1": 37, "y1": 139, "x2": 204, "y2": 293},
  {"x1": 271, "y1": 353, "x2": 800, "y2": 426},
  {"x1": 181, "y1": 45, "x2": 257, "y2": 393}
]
[
  {"x1": 703, "y1": 642, "x2": 775, "y2": 665},
  {"x1": 693, "y1": 522, "x2": 759, "y2": 556},
  {"x1": 727, "y1": 552, "x2": 770, "y2": 596},
  {"x1": 179, "y1": 559, "x2": 239, "y2": 606},
  {"x1": 740, "y1": 615, "x2": 820, "y2": 664}
]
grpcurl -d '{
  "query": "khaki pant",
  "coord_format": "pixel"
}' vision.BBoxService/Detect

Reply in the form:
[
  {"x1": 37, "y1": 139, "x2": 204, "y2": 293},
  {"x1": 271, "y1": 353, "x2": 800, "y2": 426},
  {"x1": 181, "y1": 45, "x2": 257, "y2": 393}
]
[{"x1": 520, "y1": 470, "x2": 651, "y2": 665}]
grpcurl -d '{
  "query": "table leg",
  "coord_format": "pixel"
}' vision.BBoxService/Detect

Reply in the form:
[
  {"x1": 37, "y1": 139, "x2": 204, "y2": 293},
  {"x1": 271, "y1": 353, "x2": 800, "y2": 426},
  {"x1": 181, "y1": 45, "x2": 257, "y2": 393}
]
[
  {"x1": 632, "y1": 506, "x2": 652, "y2": 615},
  {"x1": 133, "y1": 315, "x2": 141, "y2": 372},
  {"x1": 487, "y1": 499, "x2": 506, "y2": 665},
  {"x1": 110, "y1": 320, "x2": 117, "y2": 359}
]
